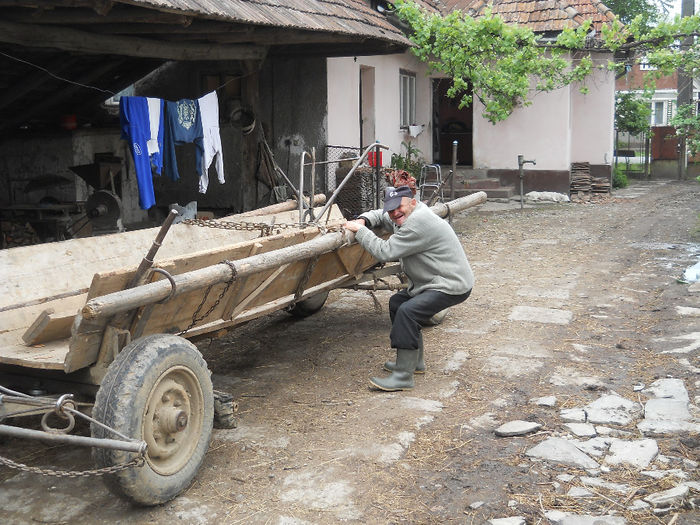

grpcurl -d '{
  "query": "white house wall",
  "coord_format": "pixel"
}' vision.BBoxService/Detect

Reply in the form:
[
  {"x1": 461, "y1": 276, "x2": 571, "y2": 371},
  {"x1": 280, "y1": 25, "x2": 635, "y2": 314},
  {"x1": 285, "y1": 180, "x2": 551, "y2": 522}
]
[
  {"x1": 327, "y1": 52, "x2": 433, "y2": 169},
  {"x1": 570, "y1": 55, "x2": 615, "y2": 166},
  {"x1": 473, "y1": 84, "x2": 572, "y2": 171}
]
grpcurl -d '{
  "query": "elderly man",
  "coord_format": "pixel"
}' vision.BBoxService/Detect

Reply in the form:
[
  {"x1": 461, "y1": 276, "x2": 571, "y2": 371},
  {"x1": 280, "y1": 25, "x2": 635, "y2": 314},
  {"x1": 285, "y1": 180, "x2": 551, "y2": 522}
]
[{"x1": 343, "y1": 185, "x2": 473, "y2": 391}]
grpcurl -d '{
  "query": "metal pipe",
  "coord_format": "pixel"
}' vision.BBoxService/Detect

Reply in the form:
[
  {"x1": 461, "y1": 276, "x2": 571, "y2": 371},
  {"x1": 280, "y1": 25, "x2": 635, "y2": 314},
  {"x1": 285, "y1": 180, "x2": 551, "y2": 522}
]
[
  {"x1": 517, "y1": 154, "x2": 536, "y2": 210},
  {"x1": 316, "y1": 142, "x2": 390, "y2": 224},
  {"x1": 311, "y1": 147, "x2": 316, "y2": 215},
  {"x1": 298, "y1": 151, "x2": 311, "y2": 225},
  {"x1": 374, "y1": 142, "x2": 381, "y2": 209},
  {"x1": 451, "y1": 140, "x2": 457, "y2": 202},
  {"x1": 0, "y1": 424, "x2": 147, "y2": 454}
]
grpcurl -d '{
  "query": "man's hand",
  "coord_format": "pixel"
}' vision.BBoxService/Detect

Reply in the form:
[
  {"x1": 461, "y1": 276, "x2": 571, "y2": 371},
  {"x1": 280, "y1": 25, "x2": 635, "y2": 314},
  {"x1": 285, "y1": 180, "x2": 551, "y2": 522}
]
[{"x1": 343, "y1": 218, "x2": 365, "y2": 233}]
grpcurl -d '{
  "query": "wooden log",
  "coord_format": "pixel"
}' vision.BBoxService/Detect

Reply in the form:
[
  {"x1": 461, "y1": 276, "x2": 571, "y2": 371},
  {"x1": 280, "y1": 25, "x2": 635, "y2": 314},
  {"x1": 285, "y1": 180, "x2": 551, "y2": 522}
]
[
  {"x1": 237, "y1": 194, "x2": 326, "y2": 217},
  {"x1": 81, "y1": 193, "x2": 487, "y2": 321}
]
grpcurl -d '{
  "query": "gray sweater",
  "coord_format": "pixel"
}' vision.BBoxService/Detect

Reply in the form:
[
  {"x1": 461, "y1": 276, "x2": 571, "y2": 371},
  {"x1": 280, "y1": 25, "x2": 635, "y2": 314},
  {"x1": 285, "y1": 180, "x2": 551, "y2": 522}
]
[{"x1": 356, "y1": 202, "x2": 473, "y2": 297}]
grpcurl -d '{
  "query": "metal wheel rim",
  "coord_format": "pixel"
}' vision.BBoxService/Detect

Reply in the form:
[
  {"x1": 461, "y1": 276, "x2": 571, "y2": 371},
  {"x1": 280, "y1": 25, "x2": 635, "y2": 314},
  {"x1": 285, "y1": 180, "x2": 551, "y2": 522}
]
[{"x1": 142, "y1": 365, "x2": 204, "y2": 476}]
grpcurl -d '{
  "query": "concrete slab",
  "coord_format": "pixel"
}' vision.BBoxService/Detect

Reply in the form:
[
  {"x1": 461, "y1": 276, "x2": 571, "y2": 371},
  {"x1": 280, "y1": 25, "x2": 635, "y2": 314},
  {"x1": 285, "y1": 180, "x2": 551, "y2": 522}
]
[
  {"x1": 604, "y1": 438, "x2": 658, "y2": 468},
  {"x1": 508, "y1": 305, "x2": 573, "y2": 325},
  {"x1": 526, "y1": 438, "x2": 599, "y2": 469},
  {"x1": 642, "y1": 378, "x2": 690, "y2": 402},
  {"x1": 585, "y1": 395, "x2": 642, "y2": 426},
  {"x1": 495, "y1": 420, "x2": 542, "y2": 437}
]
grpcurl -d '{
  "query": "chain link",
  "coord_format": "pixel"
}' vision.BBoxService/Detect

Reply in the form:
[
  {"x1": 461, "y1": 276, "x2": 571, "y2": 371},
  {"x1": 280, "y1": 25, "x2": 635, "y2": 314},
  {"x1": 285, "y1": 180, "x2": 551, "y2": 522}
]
[
  {"x1": 179, "y1": 260, "x2": 237, "y2": 336},
  {"x1": 181, "y1": 217, "x2": 343, "y2": 235},
  {"x1": 0, "y1": 453, "x2": 145, "y2": 479}
]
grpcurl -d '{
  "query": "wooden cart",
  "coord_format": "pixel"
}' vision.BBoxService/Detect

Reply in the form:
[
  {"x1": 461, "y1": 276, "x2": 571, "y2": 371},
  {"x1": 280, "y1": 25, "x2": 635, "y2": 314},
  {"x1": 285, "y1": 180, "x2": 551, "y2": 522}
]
[{"x1": 0, "y1": 182, "x2": 486, "y2": 504}]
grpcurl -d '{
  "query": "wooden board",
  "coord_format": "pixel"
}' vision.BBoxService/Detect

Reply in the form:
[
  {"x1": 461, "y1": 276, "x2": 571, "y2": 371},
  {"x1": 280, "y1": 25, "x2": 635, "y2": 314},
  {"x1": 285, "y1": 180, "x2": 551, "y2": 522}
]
[
  {"x1": 0, "y1": 205, "x2": 322, "y2": 312},
  {"x1": 22, "y1": 309, "x2": 74, "y2": 345}
]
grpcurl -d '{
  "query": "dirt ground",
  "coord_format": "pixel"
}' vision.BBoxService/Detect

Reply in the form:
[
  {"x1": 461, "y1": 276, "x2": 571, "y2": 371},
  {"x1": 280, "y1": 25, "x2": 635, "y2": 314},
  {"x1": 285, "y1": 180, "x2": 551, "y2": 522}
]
[{"x1": 1, "y1": 179, "x2": 699, "y2": 524}]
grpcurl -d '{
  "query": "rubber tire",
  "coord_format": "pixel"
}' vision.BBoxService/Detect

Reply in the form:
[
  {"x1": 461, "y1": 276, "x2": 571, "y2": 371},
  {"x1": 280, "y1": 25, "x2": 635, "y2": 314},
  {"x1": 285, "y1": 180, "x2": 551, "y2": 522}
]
[
  {"x1": 287, "y1": 291, "x2": 329, "y2": 318},
  {"x1": 422, "y1": 308, "x2": 448, "y2": 327},
  {"x1": 91, "y1": 334, "x2": 214, "y2": 506}
]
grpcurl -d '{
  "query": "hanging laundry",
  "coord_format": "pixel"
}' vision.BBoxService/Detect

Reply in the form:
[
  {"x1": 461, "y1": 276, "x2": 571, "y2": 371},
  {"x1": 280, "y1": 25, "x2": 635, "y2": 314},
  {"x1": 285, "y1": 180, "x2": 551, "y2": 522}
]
[
  {"x1": 162, "y1": 98, "x2": 204, "y2": 182},
  {"x1": 146, "y1": 97, "x2": 164, "y2": 175},
  {"x1": 197, "y1": 91, "x2": 225, "y2": 193},
  {"x1": 119, "y1": 96, "x2": 163, "y2": 209}
]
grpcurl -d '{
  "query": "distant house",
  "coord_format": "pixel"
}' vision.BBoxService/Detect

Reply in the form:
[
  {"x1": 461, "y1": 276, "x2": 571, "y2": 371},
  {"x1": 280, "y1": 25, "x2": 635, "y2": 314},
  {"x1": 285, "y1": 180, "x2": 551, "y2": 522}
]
[
  {"x1": 615, "y1": 61, "x2": 700, "y2": 167},
  {"x1": 328, "y1": 0, "x2": 618, "y2": 195}
]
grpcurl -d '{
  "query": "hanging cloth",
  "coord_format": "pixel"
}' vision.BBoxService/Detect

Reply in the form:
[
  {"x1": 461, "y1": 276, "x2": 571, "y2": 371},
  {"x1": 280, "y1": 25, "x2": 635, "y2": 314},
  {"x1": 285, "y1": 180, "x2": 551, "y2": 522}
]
[
  {"x1": 146, "y1": 97, "x2": 164, "y2": 175},
  {"x1": 197, "y1": 91, "x2": 225, "y2": 193},
  {"x1": 162, "y1": 99, "x2": 204, "y2": 182},
  {"x1": 119, "y1": 96, "x2": 161, "y2": 209}
]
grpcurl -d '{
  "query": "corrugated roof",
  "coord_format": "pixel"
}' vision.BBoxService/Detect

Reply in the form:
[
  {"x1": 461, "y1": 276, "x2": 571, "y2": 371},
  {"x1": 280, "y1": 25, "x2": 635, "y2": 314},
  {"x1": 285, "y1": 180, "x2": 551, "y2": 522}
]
[
  {"x1": 435, "y1": 0, "x2": 615, "y2": 31},
  {"x1": 120, "y1": 0, "x2": 412, "y2": 45}
]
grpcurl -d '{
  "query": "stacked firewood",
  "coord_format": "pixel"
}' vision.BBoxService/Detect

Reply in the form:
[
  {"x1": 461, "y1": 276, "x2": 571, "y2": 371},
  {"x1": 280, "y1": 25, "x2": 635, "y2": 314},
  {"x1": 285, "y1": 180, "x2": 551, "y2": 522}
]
[
  {"x1": 591, "y1": 177, "x2": 611, "y2": 193},
  {"x1": 570, "y1": 162, "x2": 592, "y2": 193},
  {"x1": 1, "y1": 221, "x2": 40, "y2": 248}
]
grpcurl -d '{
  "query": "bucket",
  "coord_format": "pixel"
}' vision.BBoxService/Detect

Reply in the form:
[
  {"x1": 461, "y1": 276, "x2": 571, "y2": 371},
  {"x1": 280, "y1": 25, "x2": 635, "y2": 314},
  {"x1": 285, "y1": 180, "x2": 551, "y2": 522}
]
[{"x1": 367, "y1": 151, "x2": 382, "y2": 167}]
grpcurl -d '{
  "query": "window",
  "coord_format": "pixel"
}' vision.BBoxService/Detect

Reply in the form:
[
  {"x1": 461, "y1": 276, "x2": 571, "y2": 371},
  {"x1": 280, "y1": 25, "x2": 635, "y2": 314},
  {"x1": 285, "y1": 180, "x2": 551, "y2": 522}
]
[
  {"x1": 651, "y1": 101, "x2": 665, "y2": 125},
  {"x1": 400, "y1": 70, "x2": 416, "y2": 128}
]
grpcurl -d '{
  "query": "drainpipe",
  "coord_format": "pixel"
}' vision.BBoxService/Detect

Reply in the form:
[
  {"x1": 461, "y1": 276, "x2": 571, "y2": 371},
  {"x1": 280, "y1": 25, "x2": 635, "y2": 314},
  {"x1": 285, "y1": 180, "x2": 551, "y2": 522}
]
[{"x1": 517, "y1": 154, "x2": 536, "y2": 209}]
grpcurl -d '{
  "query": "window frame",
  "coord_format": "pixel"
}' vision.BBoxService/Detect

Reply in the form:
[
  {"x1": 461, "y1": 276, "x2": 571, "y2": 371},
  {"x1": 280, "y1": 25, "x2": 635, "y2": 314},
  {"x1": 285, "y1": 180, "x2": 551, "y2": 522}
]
[{"x1": 399, "y1": 69, "x2": 416, "y2": 129}]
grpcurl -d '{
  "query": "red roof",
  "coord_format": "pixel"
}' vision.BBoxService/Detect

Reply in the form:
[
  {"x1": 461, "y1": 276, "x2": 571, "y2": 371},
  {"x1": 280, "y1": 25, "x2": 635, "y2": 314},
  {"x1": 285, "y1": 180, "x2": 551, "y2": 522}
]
[{"x1": 433, "y1": 0, "x2": 616, "y2": 31}]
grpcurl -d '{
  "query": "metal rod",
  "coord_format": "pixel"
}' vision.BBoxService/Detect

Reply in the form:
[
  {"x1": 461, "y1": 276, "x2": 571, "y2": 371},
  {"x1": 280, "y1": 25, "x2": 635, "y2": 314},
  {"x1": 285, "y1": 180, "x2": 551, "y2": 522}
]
[
  {"x1": 316, "y1": 142, "x2": 390, "y2": 224},
  {"x1": 129, "y1": 208, "x2": 179, "y2": 288},
  {"x1": 304, "y1": 156, "x2": 361, "y2": 167},
  {"x1": 0, "y1": 424, "x2": 146, "y2": 454},
  {"x1": 374, "y1": 142, "x2": 381, "y2": 209},
  {"x1": 451, "y1": 140, "x2": 457, "y2": 202},
  {"x1": 298, "y1": 151, "x2": 311, "y2": 225}
]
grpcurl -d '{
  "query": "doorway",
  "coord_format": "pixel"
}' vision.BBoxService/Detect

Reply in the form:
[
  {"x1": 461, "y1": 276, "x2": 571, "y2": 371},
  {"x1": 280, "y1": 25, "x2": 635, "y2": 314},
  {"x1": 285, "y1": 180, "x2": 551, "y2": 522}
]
[
  {"x1": 360, "y1": 66, "x2": 376, "y2": 148},
  {"x1": 432, "y1": 78, "x2": 473, "y2": 165}
]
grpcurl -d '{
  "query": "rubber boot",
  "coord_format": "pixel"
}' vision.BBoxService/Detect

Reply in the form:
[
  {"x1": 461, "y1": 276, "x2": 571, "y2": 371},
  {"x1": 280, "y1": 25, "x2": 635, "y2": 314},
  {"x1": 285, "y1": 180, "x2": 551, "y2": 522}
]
[
  {"x1": 369, "y1": 348, "x2": 418, "y2": 391},
  {"x1": 383, "y1": 334, "x2": 425, "y2": 374}
]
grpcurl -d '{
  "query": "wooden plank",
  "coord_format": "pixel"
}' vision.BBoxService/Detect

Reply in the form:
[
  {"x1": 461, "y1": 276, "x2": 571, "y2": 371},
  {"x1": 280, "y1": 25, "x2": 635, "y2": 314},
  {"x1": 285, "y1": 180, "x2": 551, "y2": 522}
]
[
  {"x1": 2, "y1": 205, "x2": 331, "y2": 309},
  {"x1": 0, "y1": 337, "x2": 69, "y2": 370},
  {"x1": 229, "y1": 265, "x2": 290, "y2": 321},
  {"x1": 182, "y1": 276, "x2": 353, "y2": 339},
  {"x1": 22, "y1": 309, "x2": 74, "y2": 345}
]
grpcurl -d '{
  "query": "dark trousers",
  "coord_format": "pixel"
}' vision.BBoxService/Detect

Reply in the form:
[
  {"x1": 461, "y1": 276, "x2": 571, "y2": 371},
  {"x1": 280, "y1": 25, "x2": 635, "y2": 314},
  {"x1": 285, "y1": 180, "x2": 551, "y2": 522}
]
[{"x1": 388, "y1": 289, "x2": 472, "y2": 349}]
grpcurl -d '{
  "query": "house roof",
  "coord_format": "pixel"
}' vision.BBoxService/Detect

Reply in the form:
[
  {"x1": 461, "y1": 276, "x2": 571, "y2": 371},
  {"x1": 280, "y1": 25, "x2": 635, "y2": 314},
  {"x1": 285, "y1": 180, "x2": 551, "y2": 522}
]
[
  {"x1": 435, "y1": 0, "x2": 616, "y2": 31},
  {"x1": 115, "y1": 0, "x2": 412, "y2": 47}
]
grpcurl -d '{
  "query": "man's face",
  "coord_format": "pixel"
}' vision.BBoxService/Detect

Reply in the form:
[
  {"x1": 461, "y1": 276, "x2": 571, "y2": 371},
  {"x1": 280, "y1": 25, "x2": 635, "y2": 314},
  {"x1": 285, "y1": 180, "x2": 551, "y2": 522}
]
[{"x1": 388, "y1": 197, "x2": 417, "y2": 226}]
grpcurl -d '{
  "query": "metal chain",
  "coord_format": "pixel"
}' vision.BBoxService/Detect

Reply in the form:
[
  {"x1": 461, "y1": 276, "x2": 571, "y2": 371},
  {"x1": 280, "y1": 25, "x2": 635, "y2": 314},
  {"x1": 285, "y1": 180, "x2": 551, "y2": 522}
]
[
  {"x1": 0, "y1": 453, "x2": 145, "y2": 479},
  {"x1": 181, "y1": 217, "x2": 343, "y2": 235},
  {"x1": 179, "y1": 260, "x2": 238, "y2": 336}
]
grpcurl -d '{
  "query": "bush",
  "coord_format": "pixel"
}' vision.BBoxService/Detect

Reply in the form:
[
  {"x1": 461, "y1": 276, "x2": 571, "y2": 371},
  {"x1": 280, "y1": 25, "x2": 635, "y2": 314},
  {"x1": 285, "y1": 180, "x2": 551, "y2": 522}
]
[{"x1": 612, "y1": 165, "x2": 628, "y2": 189}]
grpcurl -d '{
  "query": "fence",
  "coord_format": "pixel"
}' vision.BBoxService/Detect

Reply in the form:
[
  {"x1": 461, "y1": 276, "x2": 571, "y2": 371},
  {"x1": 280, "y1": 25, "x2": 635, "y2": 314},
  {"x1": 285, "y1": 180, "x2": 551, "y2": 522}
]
[
  {"x1": 323, "y1": 145, "x2": 387, "y2": 219},
  {"x1": 614, "y1": 130, "x2": 650, "y2": 178}
]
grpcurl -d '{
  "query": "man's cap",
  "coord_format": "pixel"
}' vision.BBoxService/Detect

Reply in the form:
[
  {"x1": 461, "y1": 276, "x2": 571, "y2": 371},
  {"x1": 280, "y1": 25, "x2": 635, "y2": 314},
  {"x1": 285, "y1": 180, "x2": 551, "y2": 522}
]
[{"x1": 382, "y1": 185, "x2": 414, "y2": 213}]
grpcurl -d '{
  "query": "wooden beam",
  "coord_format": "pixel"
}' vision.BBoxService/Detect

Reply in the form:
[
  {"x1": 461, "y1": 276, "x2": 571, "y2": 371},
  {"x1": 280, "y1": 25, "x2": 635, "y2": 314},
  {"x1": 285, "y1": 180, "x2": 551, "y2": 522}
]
[
  {"x1": 0, "y1": 56, "x2": 80, "y2": 111},
  {"x1": 7, "y1": 7, "x2": 193, "y2": 26},
  {"x1": 0, "y1": 20, "x2": 267, "y2": 61},
  {"x1": 0, "y1": 58, "x2": 128, "y2": 133}
]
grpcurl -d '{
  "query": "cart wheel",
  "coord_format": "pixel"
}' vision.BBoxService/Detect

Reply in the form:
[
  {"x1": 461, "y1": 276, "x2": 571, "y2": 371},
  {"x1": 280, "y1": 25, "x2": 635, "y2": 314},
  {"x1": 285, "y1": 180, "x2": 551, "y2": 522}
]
[
  {"x1": 422, "y1": 308, "x2": 448, "y2": 327},
  {"x1": 287, "y1": 291, "x2": 329, "y2": 318},
  {"x1": 91, "y1": 334, "x2": 214, "y2": 506}
]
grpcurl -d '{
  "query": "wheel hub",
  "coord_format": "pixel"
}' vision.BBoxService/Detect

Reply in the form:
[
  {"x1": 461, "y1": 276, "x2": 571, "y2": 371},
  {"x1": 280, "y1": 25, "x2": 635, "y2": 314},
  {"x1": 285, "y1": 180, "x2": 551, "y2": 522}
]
[{"x1": 142, "y1": 368, "x2": 204, "y2": 475}]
